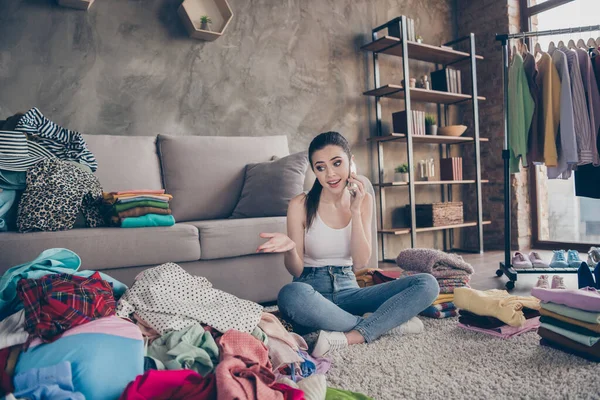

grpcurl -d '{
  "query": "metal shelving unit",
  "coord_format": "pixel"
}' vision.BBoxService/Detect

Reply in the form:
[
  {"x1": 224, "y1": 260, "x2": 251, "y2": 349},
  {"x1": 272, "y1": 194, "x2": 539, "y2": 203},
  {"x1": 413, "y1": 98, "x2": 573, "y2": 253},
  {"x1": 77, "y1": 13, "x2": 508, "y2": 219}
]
[{"x1": 363, "y1": 16, "x2": 486, "y2": 262}]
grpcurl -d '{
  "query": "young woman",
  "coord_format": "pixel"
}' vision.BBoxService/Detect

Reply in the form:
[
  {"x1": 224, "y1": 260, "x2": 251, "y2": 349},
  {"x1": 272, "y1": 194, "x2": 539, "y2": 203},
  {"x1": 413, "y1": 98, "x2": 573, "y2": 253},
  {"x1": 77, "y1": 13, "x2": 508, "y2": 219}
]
[{"x1": 257, "y1": 132, "x2": 439, "y2": 357}]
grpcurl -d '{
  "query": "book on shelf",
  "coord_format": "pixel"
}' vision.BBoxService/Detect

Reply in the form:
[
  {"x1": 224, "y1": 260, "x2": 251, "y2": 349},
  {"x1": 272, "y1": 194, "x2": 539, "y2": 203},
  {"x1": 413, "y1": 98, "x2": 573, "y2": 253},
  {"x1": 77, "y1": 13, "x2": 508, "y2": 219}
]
[
  {"x1": 430, "y1": 67, "x2": 462, "y2": 94},
  {"x1": 392, "y1": 110, "x2": 425, "y2": 136}
]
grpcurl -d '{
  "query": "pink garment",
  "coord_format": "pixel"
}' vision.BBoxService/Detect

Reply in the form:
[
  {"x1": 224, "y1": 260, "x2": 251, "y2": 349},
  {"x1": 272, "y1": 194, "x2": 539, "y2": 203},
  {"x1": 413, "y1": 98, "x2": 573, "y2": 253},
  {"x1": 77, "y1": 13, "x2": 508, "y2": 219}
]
[
  {"x1": 216, "y1": 330, "x2": 283, "y2": 400},
  {"x1": 133, "y1": 313, "x2": 160, "y2": 343},
  {"x1": 272, "y1": 383, "x2": 305, "y2": 400},
  {"x1": 458, "y1": 316, "x2": 540, "y2": 338},
  {"x1": 119, "y1": 369, "x2": 216, "y2": 400},
  {"x1": 113, "y1": 190, "x2": 165, "y2": 195},
  {"x1": 531, "y1": 286, "x2": 600, "y2": 312},
  {"x1": 259, "y1": 313, "x2": 307, "y2": 350},
  {"x1": 28, "y1": 316, "x2": 142, "y2": 349}
]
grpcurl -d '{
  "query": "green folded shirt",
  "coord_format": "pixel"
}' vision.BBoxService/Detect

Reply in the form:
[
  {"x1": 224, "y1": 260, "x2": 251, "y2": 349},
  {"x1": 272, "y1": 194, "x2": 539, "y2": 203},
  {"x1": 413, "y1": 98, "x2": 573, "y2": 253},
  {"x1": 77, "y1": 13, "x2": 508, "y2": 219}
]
[
  {"x1": 114, "y1": 200, "x2": 170, "y2": 213},
  {"x1": 121, "y1": 214, "x2": 175, "y2": 228}
]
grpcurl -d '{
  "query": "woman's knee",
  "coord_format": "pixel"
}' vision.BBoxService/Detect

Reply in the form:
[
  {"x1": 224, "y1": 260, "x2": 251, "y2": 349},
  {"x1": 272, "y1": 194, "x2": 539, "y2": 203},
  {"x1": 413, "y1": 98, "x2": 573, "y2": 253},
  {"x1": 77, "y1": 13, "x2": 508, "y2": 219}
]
[
  {"x1": 277, "y1": 282, "x2": 313, "y2": 313},
  {"x1": 414, "y1": 273, "x2": 440, "y2": 301}
]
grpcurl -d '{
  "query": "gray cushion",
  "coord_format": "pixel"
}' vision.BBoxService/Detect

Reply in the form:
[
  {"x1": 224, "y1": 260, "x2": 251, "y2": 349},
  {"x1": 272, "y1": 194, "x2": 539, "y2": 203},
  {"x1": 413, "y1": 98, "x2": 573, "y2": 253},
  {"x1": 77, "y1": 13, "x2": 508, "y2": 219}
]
[
  {"x1": 157, "y1": 135, "x2": 290, "y2": 222},
  {"x1": 230, "y1": 152, "x2": 308, "y2": 219},
  {"x1": 0, "y1": 224, "x2": 200, "y2": 273},
  {"x1": 183, "y1": 217, "x2": 286, "y2": 260},
  {"x1": 83, "y1": 134, "x2": 163, "y2": 192}
]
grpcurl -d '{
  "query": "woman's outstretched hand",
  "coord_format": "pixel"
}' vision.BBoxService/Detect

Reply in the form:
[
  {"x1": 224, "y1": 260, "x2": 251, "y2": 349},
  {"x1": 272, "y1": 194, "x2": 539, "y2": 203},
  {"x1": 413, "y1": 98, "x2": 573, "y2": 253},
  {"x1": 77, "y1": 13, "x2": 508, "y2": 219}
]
[{"x1": 256, "y1": 232, "x2": 296, "y2": 253}]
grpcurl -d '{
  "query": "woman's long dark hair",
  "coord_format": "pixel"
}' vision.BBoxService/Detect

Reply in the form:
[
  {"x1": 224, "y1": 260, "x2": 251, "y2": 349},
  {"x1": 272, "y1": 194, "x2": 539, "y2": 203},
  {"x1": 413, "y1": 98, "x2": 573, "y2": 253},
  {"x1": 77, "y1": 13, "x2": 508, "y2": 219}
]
[{"x1": 305, "y1": 131, "x2": 352, "y2": 230}]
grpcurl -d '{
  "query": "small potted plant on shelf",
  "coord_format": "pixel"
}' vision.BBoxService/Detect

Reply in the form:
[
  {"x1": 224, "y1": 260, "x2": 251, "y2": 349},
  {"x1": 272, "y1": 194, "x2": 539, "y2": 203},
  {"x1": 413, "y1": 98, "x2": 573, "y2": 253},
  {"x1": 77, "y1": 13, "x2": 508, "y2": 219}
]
[
  {"x1": 200, "y1": 15, "x2": 212, "y2": 31},
  {"x1": 425, "y1": 114, "x2": 437, "y2": 135},
  {"x1": 416, "y1": 35, "x2": 423, "y2": 44},
  {"x1": 394, "y1": 164, "x2": 409, "y2": 182}
]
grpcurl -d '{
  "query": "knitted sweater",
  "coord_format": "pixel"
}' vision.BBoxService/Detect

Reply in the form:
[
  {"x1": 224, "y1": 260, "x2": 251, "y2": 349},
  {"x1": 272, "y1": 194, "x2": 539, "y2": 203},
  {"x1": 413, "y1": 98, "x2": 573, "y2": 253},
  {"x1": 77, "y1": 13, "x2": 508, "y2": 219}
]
[{"x1": 395, "y1": 248, "x2": 475, "y2": 276}]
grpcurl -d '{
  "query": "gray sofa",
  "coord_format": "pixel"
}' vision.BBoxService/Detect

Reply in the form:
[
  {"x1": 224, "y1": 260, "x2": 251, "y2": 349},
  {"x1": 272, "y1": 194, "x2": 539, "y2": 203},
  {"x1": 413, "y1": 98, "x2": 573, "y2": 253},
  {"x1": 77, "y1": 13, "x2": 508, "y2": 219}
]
[{"x1": 0, "y1": 134, "x2": 377, "y2": 303}]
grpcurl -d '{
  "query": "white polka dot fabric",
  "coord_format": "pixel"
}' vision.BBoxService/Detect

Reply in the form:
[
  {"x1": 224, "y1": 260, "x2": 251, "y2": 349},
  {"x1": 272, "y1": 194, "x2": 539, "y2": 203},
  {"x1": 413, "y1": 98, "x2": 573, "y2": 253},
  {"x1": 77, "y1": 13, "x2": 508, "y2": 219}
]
[{"x1": 115, "y1": 262, "x2": 263, "y2": 334}]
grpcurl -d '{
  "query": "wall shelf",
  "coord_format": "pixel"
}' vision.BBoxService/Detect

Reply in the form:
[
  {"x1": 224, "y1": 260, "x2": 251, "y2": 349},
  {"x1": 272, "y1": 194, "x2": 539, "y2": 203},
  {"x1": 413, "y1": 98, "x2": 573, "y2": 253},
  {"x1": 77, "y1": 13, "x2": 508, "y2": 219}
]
[
  {"x1": 367, "y1": 133, "x2": 489, "y2": 144},
  {"x1": 379, "y1": 221, "x2": 492, "y2": 235},
  {"x1": 363, "y1": 85, "x2": 486, "y2": 104},
  {"x1": 373, "y1": 180, "x2": 490, "y2": 187},
  {"x1": 57, "y1": 0, "x2": 94, "y2": 10},
  {"x1": 365, "y1": 16, "x2": 485, "y2": 258},
  {"x1": 178, "y1": 0, "x2": 233, "y2": 41},
  {"x1": 361, "y1": 36, "x2": 484, "y2": 65}
]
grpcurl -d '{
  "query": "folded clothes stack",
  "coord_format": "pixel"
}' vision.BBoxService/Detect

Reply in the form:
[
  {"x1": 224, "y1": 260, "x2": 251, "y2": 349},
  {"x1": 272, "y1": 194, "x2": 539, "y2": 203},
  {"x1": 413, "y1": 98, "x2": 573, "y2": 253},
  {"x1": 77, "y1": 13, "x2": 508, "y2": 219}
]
[
  {"x1": 455, "y1": 287, "x2": 541, "y2": 338},
  {"x1": 103, "y1": 190, "x2": 175, "y2": 228},
  {"x1": 532, "y1": 286, "x2": 600, "y2": 362},
  {"x1": 396, "y1": 249, "x2": 476, "y2": 318}
]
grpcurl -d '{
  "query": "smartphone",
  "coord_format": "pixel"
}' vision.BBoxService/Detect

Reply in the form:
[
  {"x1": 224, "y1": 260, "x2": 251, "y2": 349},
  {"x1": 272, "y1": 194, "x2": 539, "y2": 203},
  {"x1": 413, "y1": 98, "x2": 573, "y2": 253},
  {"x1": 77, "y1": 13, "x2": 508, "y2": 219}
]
[{"x1": 347, "y1": 160, "x2": 357, "y2": 196}]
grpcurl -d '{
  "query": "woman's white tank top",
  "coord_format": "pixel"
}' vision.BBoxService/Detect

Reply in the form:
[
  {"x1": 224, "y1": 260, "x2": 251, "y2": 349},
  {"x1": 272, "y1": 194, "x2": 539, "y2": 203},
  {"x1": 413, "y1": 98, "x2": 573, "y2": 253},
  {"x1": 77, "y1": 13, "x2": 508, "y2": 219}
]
[{"x1": 304, "y1": 212, "x2": 353, "y2": 267}]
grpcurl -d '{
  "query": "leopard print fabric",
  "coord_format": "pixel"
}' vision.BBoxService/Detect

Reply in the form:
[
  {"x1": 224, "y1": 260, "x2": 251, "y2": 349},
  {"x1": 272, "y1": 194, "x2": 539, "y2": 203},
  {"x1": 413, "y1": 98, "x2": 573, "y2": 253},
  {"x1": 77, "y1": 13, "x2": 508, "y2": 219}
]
[{"x1": 17, "y1": 159, "x2": 105, "y2": 232}]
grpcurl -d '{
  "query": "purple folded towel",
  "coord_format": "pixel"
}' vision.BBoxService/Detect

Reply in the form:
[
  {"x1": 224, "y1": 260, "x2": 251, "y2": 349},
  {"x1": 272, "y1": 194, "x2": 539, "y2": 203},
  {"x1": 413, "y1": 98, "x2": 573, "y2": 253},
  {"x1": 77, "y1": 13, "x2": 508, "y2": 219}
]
[{"x1": 396, "y1": 248, "x2": 475, "y2": 276}]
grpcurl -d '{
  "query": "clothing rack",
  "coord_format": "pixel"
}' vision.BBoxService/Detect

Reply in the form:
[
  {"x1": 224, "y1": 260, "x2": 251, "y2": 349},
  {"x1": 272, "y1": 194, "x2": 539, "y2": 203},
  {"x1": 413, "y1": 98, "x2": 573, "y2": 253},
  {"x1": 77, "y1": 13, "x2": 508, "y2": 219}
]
[{"x1": 495, "y1": 24, "x2": 600, "y2": 290}]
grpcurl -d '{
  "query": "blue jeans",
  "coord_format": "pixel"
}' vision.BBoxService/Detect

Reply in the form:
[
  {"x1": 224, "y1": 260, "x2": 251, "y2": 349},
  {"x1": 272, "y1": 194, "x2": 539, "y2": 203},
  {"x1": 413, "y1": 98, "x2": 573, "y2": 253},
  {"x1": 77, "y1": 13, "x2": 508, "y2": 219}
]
[{"x1": 277, "y1": 266, "x2": 439, "y2": 343}]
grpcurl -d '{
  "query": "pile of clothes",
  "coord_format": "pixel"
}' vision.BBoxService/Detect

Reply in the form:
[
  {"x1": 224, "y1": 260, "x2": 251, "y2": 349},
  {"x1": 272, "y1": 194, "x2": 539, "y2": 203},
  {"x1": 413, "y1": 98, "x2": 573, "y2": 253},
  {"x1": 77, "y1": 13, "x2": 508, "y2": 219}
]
[
  {"x1": 0, "y1": 249, "x2": 373, "y2": 400},
  {"x1": 395, "y1": 248, "x2": 475, "y2": 318},
  {"x1": 0, "y1": 108, "x2": 102, "y2": 232},
  {"x1": 455, "y1": 288, "x2": 541, "y2": 338},
  {"x1": 103, "y1": 190, "x2": 175, "y2": 228},
  {"x1": 532, "y1": 286, "x2": 600, "y2": 362}
]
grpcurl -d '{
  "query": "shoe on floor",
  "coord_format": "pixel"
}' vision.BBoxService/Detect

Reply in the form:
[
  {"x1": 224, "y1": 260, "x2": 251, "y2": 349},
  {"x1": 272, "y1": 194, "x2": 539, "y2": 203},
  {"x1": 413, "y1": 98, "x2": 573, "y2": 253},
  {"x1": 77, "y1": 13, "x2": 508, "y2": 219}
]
[
  {"x1": 551, "y1": 275, "x2": 566, "y2": 289},
  {"x1": 512, "y1": 251, "x2": 533, "y2": 269},
  {"x1": 550, "y1": 250, "x2": 569, "y2": 269},
  {"x1": 389, "y1": 316, "x2": 425, "y2": 336},
  {"x1": 567, "y1": 250, "x2": 583, "y2": 268},
  {"x1": 528, "y1": 251, "x2": 548, "y2": 268},
  {"x1": 578, "y1": 262, "x2": 596, "y2": 289},
  {"x1": 311, "y1": 330, "x2": 348, "y2": 358},
  {"x1": 535, "y1": 274, "x2": 550, "y2": 289}
]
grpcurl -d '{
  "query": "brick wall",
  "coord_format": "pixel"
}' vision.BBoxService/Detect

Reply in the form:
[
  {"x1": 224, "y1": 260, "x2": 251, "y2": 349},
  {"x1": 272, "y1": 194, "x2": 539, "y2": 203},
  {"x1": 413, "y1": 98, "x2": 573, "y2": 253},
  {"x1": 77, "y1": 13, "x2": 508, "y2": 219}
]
[{"x1": 456, "y1": 0, "x2": 532, "y2": 250}]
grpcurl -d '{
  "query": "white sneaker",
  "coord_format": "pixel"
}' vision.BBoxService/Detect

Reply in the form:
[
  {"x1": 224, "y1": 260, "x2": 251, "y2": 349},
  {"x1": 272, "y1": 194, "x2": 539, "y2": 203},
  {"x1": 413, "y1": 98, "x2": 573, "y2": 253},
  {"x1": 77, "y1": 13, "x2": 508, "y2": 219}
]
[
  {"x1": 551, "y1": 275, "x2": 566, "y2": 289},
  {"x1": 311, "y1": 330, "x2": 348, "y2": 358},
  {"x1": 390, "y1": 316, "x2": 425, "y2": 335}
]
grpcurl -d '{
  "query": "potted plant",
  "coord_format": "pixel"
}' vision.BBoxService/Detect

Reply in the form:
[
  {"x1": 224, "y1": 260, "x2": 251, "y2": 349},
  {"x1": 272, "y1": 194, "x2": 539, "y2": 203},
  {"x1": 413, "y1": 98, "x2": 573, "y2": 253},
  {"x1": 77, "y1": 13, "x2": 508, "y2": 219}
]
[
  {"x1": 416, "y1": 35, "x2": 423, "y2": 44},
  {"x1": 200, "y1": 15, "x2": 212, "y2": 31},
  {"x1": 394, "y1": 164, "x2": 409, "y2": 182},
  {"x1": 425, "y1": 114, "x2": 437, "y2": 135}
]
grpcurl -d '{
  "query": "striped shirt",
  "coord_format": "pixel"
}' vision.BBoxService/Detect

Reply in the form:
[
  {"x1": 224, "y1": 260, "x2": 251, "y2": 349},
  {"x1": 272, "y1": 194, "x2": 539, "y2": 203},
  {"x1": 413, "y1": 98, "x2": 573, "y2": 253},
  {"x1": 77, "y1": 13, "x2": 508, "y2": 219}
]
[
  {"x1": 0, "y1": 130, "x2": 56, "y2": 172},
  {"x1": 561, "y1": 47, "x2": 596, "y2": 166},
  {"x1": 15, "y1": 108, "x2": 98, "y2": 172}
]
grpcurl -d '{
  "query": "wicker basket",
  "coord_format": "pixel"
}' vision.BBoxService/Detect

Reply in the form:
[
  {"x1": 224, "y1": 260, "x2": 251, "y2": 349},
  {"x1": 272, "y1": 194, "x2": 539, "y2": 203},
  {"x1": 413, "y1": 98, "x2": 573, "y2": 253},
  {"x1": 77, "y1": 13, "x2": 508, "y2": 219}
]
[{"x1": 405, "y1": 202, "x2": 464, "y2": 227}]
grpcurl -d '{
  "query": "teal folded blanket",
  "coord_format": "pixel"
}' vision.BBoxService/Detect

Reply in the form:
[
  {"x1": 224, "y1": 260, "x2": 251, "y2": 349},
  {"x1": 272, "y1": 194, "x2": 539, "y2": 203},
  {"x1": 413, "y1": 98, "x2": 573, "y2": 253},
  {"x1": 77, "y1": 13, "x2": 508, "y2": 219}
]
[{"x1": 121, "y1": 214, "x2": 175, "y2": 228}]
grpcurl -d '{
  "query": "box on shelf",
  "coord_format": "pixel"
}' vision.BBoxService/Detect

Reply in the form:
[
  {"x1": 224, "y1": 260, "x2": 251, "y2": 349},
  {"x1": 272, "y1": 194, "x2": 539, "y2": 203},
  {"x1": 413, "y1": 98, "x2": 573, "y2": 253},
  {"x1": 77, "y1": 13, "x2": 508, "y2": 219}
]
[
  {"x1": 392, "y1": 110, "x2": 425, "y2": 135},
  {"x1": 405, "y1": 202, "x2": 464, "y2": 227},
  {"x1": 440, "y1": 157, "x2": 463, "y2": 181}
]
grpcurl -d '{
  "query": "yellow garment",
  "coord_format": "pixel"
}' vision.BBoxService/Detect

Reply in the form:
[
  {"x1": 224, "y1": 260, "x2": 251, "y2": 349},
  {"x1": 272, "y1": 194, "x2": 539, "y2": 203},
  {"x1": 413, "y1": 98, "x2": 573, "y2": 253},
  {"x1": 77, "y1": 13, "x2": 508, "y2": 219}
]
[
  {"x1": 432, "y1": 294, "x2": 454, "y2": 305},
  {"x1": 536, "y1": 52, "x2": 561, "y2": 167},
  {"x1": 454, "y1": 288, "x2": 540, "y2": 327}
]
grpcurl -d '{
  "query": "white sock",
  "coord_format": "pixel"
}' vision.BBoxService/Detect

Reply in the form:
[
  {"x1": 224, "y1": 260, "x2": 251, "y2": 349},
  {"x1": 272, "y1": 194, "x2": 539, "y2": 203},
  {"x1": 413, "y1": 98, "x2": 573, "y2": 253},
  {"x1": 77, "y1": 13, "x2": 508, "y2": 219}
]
[{"x1": 391, "y1": 316, "x2": 424, "y2": 335}]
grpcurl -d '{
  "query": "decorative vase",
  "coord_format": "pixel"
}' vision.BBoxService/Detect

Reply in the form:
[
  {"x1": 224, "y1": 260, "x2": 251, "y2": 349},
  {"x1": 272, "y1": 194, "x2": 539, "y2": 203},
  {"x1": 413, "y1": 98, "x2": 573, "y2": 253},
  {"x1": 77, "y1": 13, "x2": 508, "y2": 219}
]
[
  {"x1": 200, "y1": 21, "x2": 210, "y2": 31},
  {"x1": 426, "y1": 125, "x2": 438, "y2": 135},
  {"x1": 394, "y1": 172, "x2": 409, "y2": 182}
]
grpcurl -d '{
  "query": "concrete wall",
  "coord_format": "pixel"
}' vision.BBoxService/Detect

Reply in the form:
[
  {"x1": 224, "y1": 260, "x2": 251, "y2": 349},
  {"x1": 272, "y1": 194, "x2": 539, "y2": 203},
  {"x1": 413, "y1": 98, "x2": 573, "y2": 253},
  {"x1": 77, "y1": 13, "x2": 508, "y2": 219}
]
[{"x1": 0, "y1": 0, "x2": 457, "y2": 257}]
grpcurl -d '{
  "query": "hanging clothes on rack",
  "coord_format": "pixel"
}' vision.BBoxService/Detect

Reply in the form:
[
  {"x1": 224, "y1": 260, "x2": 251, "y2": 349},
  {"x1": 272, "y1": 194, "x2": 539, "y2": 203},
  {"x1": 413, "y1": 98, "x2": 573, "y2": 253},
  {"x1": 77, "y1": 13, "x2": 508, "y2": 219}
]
[
  {"x1": 523, "y1": 52, "x2": 541, "y2": 164},
  {"x1": 547, "y1": 48, "x2": 578, "y2": 179},
  {"x1": 535, "y1": 51, "x2": 561, "y2": 168},
  {"x1": 575, "y1": 47, "x2": 600, "y2": 165},
  {"x1": 508, "y1": 52, "x2": 535, "y2": 173}
]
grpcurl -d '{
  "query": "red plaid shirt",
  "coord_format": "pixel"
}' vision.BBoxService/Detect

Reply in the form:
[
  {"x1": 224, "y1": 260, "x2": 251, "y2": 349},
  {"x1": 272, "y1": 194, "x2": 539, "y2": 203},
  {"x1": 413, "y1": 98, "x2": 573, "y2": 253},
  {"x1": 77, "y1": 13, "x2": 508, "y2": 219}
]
[{"x1": 17, "y1": 272, "x2": 116, "y2": 342}]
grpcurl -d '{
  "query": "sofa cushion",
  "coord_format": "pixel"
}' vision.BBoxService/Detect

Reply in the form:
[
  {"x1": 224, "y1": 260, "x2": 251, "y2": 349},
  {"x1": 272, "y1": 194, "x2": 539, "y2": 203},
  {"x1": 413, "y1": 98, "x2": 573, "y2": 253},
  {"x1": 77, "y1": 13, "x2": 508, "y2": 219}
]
[
  {"x1": 83, "y1": 134, "x2": 163, "y2": 192},
  {"x1": 230, "y1": 151, "x2": 309, "y2": 219},
  {"x1": 183, "y1": 217, "x2": 286, "y2": 260},
  {"x1": 0, "y1": 224, "x2": 200, "y2": 273},
  {"x1": 157, "y1": 135, "x2": 289, "y2": 222}
]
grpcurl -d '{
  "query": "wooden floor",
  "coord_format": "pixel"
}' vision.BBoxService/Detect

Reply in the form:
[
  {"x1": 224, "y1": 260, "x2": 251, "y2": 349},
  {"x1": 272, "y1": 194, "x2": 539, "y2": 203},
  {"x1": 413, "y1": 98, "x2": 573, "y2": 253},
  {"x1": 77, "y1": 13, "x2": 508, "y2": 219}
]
[{"x1": 380, "y1": 249, "x2": 581, "y2": 295}]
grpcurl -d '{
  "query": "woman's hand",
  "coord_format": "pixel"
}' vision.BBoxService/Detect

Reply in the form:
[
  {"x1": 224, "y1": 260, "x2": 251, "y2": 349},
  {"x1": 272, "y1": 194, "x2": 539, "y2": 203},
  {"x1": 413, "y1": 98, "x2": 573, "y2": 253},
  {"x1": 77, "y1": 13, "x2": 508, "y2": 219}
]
[
  {"x1": 256, "y1": 232, "x2": 297, "y2": 253},
  {"x1": 348, "y1": 173, "x2": 366, "y2": 214}
]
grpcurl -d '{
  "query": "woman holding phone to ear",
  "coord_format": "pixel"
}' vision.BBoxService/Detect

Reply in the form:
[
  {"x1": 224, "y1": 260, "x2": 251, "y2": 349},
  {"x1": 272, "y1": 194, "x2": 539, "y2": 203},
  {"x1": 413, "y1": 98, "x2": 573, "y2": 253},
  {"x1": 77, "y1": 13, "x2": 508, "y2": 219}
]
[{"x1": 257, "y1": 131, "x2": 439, "y2": 357}]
